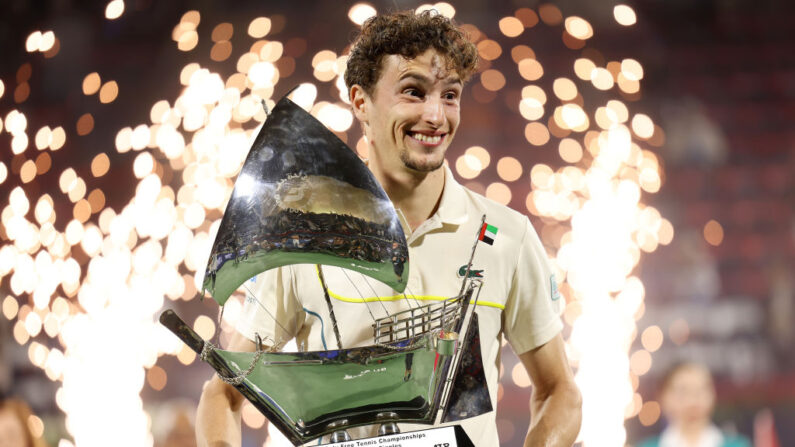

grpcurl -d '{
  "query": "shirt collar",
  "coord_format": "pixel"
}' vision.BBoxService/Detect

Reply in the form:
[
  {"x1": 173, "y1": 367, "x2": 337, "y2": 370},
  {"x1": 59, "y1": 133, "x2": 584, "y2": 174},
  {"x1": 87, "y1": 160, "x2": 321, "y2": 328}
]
[
  {"x1": 436, "y1": 164, "x2": 468, "y2": 225},
  {"x1": 660, "y1": 424, "x2": 724, "y2": 447},
  {"x1": 379, "y1": 162, "x2": 469, "y2": 239},
  {"x1": 393, "y1": 165, "x2": 468, "y2": 242}
]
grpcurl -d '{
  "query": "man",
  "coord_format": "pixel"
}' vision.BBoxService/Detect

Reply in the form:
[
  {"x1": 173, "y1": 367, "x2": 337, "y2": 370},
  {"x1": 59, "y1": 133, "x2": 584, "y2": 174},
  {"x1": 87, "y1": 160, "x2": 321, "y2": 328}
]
[{"x1": 197, "y1": 10, "x2": 581, "y2": 446}]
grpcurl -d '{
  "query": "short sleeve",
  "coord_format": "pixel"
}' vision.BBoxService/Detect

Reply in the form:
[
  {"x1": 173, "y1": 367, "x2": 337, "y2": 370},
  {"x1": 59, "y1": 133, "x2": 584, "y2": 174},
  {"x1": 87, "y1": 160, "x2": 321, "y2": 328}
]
[
  {"x1": 235, "y1": 266, "x2": 304, "y2": 349},
  {"x1": 502, "y1": 218, "x2": 564, "y2": 355}
]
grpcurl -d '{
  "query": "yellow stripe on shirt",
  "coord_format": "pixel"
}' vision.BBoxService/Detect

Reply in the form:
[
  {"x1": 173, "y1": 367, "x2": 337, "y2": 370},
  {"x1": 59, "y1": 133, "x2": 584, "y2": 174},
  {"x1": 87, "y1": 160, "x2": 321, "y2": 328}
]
[{"x1": 314, "y1": 265, "x2": 505, "y2": 310}]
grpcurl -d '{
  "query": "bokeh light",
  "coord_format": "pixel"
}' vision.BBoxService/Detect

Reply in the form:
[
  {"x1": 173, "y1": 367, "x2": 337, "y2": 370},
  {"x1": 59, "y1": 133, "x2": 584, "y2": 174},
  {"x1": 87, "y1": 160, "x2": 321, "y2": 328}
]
[
  {"x1": 591, "y1": 67, "x2": 615, "y2": 90},
  {"x1": 26, "y1": 31, "x2": 42, "y2": 52},
  {"x1": 641, "y1": 326, "x2": 663, "y2": 352},
  {"x1": 565, "y1": 16, "x2": 593, "y2": 40},
  {"x1": 348, "y1": 4, "x2": 377, "y2": 26},
  {"x1": 559, "y1": 138, "x2": 583, "y2": 163},
  {"x1": 553, "y1": 77, "x2": 578, "y2": 101},
  {"x1": 248, "y1": 17, "x2": 271, "y2": 38},
  {"x1": 518, "y1": 58, "x2": 544, "y2": 81},
  {"x1": 638, "y1": 401, "x2": 661, "y2": 426},
  {"x1": 105, "y1": 0, "x2": 125, "y2": 20},
  {"x1": 515, "y1": 8, "x2": 539, "y2": 28},
  {"x1": 91, "y1": 153, "x2": 110, "y2": 177},
  {"x1": 614, "y1": 5, "x2": 637, "y2": 26},
  {"x1": 477, "y1": 40, "x2": 502, "y2": 61},
  {"x1": 99, "y1": 81, "x2": 119, "y2": 103},
  {"x1": 525, "y1": 122, "x2": 550, "y2": 146},
  {"x1": 76, "y1": 113, "x2": 94, "y2": 136},
  {"x1": 415, "y1": 3, "x2": 455, "y2": 18},
  {"x1": 481, "y1": 69, "x2": 506, "y2": 91},
  {"x1": 486, "y1": 182, "x2": 511, "y2": 205},
  {"x1": 83, "y1": 72, "x2": 101, "y2": 95},
  {"x1": 211, "y1": 23, "x2": 233, "y2": 42},
  {"x1": 499, "y1": 17, "x2": 524, "y2": 38},
  {"x1": 511, "y1": 45, "x2": 535, "y2": 63},
  {"x1": 0, "y1": 162, "x2": 8, "y2": 184},
  {"x1": 631, "y1": 113, "x2": 654, "y2": 139},
  {"x1": 703, "y1": 219, "x2": 724, "y2": 246},
  {"x1": 538, "y1": 4, "x2": 563, "y2": 26}
]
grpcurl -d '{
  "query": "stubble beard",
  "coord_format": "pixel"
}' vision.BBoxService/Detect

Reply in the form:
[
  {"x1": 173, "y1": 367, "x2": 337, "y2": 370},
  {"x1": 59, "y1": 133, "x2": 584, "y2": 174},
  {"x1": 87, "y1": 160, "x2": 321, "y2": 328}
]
[{"x1": 398, "y1": 148, "x2": 445, "y2": 173}]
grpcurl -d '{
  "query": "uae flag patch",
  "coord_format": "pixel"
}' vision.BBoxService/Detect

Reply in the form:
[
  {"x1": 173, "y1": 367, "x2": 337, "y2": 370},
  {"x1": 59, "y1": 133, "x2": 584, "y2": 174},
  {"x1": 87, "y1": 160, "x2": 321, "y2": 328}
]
[{"x1": 478, "y1": 222, "x2": 498, "y2": 245}]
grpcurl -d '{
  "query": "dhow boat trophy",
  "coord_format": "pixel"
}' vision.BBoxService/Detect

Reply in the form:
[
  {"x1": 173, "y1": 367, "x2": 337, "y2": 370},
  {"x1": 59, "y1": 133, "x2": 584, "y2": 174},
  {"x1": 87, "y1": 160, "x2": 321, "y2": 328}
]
[{"x1": 159, "y1": 93, "x2": 492, "y2": 445}]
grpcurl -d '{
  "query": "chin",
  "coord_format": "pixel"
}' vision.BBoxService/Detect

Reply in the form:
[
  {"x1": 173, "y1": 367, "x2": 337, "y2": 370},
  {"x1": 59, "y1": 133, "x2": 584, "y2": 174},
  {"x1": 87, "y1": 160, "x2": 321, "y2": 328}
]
[
  {"x1": 401, "y1": 155, "x2": 445, "y2": 172},
  {"x1": 399, "y1": 147, "x2": 447, "y2": 173}
]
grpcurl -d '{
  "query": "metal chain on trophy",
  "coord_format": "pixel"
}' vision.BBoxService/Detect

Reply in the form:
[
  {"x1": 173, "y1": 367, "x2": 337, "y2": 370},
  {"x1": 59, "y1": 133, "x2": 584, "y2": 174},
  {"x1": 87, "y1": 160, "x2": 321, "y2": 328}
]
[{"x1": 201, "y1": 333, "x2": 266, "y2": 386}]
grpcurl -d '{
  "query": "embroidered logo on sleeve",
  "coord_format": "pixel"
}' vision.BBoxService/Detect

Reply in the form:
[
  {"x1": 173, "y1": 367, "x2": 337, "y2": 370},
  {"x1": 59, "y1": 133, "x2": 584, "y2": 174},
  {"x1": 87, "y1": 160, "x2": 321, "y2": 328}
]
[{"x1": 550, "y1": 274, "x2": 561, "y2": 301}]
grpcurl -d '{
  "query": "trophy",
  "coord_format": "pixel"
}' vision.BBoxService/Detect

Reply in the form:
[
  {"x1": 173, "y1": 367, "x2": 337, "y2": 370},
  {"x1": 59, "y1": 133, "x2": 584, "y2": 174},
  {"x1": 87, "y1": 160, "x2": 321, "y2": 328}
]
[{"x1": 159, "y1": 92, "x2": 492, "y2": 445}]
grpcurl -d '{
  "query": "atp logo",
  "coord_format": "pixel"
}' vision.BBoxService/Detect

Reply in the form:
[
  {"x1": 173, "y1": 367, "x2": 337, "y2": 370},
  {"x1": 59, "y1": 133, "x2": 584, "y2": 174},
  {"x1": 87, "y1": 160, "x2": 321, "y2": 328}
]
[{"x1": 457, "y1": 265, "x2": 484, "y2": 279}]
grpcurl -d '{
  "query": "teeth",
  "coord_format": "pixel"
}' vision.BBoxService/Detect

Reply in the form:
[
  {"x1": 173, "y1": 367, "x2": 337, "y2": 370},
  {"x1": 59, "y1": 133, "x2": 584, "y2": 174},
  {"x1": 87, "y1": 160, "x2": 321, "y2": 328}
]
[{"x1": 411, "y1": 133, "x2": 442, "y2": 144}]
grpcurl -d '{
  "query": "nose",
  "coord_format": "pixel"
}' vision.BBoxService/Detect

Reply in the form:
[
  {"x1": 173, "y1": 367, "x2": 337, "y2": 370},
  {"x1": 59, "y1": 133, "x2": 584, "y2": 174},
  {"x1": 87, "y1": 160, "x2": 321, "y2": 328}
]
[{"x1": 422, "y1": 96, "x2": 445, "y2": 128}]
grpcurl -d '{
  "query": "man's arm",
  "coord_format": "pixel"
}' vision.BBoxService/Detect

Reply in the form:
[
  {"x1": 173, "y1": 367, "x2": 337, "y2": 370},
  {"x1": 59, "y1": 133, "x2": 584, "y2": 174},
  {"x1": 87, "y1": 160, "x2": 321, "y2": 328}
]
[
  {"x1": 196, "y1": 332, "x2": 257, "y2": 447},
  {"x1": 519, "y1": 333, "x2": 582, "y2": 447}
]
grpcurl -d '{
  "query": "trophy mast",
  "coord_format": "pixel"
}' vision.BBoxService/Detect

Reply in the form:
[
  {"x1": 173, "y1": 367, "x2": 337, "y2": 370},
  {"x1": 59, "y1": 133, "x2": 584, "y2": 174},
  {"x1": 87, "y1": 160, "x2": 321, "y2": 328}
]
[{"x1": 316, "y1": 264, "x2": 344, "y2": 349}]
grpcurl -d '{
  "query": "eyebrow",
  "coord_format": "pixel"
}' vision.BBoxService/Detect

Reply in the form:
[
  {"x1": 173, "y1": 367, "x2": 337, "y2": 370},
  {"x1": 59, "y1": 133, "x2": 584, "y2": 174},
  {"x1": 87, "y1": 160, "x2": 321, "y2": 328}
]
[{"x1": 398, "y1": 72, "x2": 462, "y2": 87}]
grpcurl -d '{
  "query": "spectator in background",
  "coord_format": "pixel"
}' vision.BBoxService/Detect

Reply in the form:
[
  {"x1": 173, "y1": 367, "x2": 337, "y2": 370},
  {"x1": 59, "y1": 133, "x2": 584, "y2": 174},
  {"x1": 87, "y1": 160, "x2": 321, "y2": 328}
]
[
  {"x1": 0, "y1": 397, "x2": 47, "y2": 447},
  {"x1": 639, "y1": 362, "x2": 750, "y2": 447}
]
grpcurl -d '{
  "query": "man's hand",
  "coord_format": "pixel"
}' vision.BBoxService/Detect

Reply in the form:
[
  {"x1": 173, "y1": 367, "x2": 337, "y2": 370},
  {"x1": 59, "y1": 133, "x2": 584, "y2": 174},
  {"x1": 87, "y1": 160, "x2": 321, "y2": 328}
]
[
  {"x1": 196, "y1": 332, "x2": 257, "y2": 447},
  {"x1": 519, "y1": 333, "x2": 582, "y2": 447}
]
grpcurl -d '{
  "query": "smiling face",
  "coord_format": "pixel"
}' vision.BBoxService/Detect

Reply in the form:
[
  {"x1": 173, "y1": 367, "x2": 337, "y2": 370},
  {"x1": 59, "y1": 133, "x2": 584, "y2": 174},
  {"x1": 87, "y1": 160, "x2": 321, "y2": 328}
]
[{"x1": 352, "y1": 49, "x2": 462, "y2": 175}]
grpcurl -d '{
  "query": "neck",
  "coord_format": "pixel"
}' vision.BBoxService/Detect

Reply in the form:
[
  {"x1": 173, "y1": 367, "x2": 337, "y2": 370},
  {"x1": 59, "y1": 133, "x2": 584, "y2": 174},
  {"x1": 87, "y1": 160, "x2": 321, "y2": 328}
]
[
  {"x1": 368, "y1": 158, "x2": 445, "y2": 231},
  {"x1": 674, "y1": 420, "x2": 711, "y2": 445}
]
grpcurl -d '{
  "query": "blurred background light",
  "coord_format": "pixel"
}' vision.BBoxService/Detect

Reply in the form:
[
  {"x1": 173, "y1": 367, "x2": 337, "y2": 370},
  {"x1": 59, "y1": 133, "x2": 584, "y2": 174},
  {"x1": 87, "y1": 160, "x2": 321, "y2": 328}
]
[
  {"x1": 105, "y1": 0, "x2": 125, "y2": 20},
  {"x1": 613, "y1": 5, "x2": 637, "y2": 26},
  {"x1": 348, "y1": 3, "x2": 377, "y2": 26}
]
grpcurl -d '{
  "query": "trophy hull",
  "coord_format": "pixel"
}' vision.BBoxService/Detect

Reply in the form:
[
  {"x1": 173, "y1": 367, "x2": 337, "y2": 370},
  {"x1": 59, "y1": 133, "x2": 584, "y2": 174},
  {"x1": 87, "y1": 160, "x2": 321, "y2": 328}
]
[
  {"x1": 214, "y1": 341, "x2": 449, "y2": 439},
  {"x1": 159, "y1": 309, "x2": 491, "y2": 445}
]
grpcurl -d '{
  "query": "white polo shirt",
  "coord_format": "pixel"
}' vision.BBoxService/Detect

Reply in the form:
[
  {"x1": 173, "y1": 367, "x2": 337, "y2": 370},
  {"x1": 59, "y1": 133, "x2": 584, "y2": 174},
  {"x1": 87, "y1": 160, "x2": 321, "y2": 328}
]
[{"x1": 237, "y1": 166, "x2": 564, "y2": 446}]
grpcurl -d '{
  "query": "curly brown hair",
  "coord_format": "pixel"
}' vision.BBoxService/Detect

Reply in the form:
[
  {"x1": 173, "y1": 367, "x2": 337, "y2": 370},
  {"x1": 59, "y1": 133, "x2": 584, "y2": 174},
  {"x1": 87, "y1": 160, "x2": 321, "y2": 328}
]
[{"x1": 345, "y1": 10, "x2": 478, "y2": 96}]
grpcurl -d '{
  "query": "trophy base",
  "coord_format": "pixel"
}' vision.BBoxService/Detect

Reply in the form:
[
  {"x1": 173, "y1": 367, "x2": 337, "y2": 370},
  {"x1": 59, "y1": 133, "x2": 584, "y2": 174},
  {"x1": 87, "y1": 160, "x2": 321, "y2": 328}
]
[{"x1": 318, "y1": 425, "x2": 473, "y2": 447}]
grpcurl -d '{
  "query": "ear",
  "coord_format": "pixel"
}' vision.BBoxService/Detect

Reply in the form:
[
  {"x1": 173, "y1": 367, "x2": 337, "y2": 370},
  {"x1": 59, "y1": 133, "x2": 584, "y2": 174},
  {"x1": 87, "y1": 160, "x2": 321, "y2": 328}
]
[{"x1": 350, "y1": 84, "x2": 369, "y2": 125}]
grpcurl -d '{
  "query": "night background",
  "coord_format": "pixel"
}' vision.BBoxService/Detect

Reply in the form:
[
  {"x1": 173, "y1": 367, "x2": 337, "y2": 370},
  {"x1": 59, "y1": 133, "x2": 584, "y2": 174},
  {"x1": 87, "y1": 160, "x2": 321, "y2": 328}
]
[{"x1": 1, "y1": 0, "x2": 793, "y2": 446}]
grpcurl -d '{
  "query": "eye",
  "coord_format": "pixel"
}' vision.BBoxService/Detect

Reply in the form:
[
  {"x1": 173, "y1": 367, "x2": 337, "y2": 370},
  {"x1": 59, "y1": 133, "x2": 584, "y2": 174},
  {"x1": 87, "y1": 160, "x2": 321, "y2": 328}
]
[
  {"x1": 443, "y1": 91, "x2": 459, "y2": 101},
  {"x1": 403, "y1": 87, "x2": 423, "y2": 98}
]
